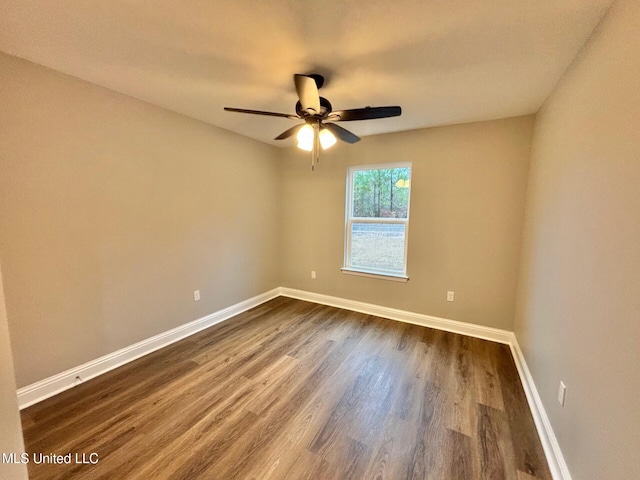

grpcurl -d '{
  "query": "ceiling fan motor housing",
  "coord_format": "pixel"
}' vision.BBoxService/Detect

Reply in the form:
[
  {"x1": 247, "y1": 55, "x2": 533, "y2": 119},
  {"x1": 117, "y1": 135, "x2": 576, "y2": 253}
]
[{"x1": 296, "y1": 97, "x2": 332, "y2": 118}]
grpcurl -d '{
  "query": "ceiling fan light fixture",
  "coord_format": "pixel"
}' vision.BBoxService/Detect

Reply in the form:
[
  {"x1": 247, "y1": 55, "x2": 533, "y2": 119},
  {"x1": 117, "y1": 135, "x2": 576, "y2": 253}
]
[
  {"x1": 296, "y1": 124, "x2": 314, "y2": 151},
  {"x1": 225, "y1": 73, "x2": 402, "y2": 168},
  {"x1": 319, "y1": 128, "x2": 337, "y2": 150}
]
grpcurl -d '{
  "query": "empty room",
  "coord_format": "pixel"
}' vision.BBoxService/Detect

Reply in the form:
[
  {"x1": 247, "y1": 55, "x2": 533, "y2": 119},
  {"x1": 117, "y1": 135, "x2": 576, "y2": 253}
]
[{"x1": 1, "y1": 1, "x2": 638, "y2": 479}]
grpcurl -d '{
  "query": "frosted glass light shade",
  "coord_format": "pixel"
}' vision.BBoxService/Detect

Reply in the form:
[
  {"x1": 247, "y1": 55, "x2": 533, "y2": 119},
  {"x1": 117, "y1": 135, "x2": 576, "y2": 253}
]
[
  {"x1": 296, "y1": 124, "x2": 314, "y2": 151},
  {"x1": 319, "y1": 128, "x2": 337, "y2": 150}
]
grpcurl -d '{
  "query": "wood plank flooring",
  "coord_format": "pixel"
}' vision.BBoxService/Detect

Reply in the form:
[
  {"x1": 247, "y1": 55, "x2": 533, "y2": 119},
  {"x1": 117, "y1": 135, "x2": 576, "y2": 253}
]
[{"x1": 21, "y1": 297, "x2": 551, "y2": 480}]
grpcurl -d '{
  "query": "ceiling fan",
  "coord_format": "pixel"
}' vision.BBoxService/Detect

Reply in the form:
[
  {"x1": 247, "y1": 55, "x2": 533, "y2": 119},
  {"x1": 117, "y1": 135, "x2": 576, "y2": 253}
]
[{"x1": 224, "y1": 74, "x2": 402, "y2": 169}]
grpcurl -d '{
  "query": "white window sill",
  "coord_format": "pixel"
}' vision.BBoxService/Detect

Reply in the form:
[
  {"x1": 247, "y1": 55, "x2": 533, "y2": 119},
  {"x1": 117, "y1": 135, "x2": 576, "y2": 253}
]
[{"x1": 341, "y1": 268, "x2": 409, "y2": 283}]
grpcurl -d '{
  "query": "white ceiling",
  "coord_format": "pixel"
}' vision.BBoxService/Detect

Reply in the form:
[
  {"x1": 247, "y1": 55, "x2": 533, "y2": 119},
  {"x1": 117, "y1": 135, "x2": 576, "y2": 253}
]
[{"x1": 0, "y1": 0, "x2": 613, "y2": 146}]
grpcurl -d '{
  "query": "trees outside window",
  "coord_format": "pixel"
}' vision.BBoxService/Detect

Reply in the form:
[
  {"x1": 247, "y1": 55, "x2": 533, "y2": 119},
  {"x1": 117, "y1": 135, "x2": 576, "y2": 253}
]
[{"x1": 343, "y1": 163, "x2": 411, "y2": 278}]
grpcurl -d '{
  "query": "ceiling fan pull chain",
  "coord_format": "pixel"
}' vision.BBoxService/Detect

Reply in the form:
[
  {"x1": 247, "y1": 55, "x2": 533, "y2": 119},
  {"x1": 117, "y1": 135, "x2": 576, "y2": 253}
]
[
  {"x1": 311, "y1": 140, "x2": 315, "y2": 171},
  {"x1": 315, "y1": 123, "x2": 320, "y2": 164},
  {"x1": 311, "y1": 123, "x2": 319, "y2": 170}
]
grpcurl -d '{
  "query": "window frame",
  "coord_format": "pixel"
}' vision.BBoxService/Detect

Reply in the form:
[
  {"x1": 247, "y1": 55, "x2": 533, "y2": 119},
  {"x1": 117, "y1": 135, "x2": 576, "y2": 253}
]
[{"x1": 342, "y1": 162, "x2": 412, "y2": 282}]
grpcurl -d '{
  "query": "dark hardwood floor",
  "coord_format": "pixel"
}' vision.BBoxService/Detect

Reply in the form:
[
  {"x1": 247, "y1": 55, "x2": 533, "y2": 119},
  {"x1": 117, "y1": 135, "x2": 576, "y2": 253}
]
[{"x1": 21, "y1": 297, "x2": 551, "y2": 480}]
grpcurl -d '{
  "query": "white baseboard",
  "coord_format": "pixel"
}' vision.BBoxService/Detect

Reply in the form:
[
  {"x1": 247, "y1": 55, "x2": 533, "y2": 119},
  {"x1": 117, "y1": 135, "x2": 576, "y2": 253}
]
[
  {"x1": 509, "y1": 338, "x2": 571, "y2": 480},
  {"x1": 17, "y1": 288, "x2": 280, "y2": 409},
  {"x1": 17, "y1": 285, "x2": 570, "y2": 480},
  {"x1": 278, "y1": 287, "x2": 513, "y2": 344}
]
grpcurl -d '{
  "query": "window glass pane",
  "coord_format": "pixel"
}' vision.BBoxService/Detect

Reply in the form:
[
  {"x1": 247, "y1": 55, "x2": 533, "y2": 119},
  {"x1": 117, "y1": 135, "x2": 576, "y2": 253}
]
[
  {"x1": 350, "y1": 223, "x2": 406, "y2": 273},
  {"x1": 352, "y1": 167, "x2": 411, "y2": 218}
]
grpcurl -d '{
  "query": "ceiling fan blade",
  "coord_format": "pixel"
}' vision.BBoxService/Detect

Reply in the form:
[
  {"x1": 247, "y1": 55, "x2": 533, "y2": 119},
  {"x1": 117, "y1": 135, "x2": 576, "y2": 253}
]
[
  {"x1": 224, "y1": 107, "x2": 299, "y2": 119},
  {"x1": 331, "y1": 106, "x2": 402, "y2": 122},
  {"x1": 274, "y1": 124, "x2": 304, "y2": 140},
  {"x1": 323, "y1": 123, "x2": 361, "y2": 144},
  {"x1": 294, "y1": 74, "x2": 321, "y2": 115}
]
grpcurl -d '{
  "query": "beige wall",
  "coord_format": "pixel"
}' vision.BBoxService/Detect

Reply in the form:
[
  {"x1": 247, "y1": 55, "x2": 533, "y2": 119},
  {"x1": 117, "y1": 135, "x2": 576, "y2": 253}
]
[
  {"x1": 4, "y1": 13, "x2": 637, "y2": 480},
  {"x1": 0, "y1": 266, "x2": 28, "y2": 479},
  {"x1": 279, "y1": 116, "x2": 534, "y2": 330},
  {"x1": 515, "y1": 1, "x2": 640, "y2": 479},
  {"x1": 0, "y1": 53, "x2": 280, "y2": 388}
]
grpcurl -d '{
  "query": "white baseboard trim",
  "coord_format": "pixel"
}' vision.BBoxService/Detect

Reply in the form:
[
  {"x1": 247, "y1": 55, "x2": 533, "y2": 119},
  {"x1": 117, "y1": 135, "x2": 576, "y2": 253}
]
[
  {"x1": 17, "y1": 288, "x2": 280, "y2": 410},
  {"x1": 17, "y1": 285, "x2": 570, "y2": 480},
  {"x1": 509, "y1": 337, "x2": 571, "y2": 480},
  {"x1": 278, "y1": 287, "x2": 513, "y2": 344}
]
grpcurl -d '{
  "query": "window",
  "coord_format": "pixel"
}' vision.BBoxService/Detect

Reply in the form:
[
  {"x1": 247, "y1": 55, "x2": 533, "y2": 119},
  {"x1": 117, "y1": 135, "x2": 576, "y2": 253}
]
[{"x1": 343, "y1": 163, "x2": 411, "y2": 281}]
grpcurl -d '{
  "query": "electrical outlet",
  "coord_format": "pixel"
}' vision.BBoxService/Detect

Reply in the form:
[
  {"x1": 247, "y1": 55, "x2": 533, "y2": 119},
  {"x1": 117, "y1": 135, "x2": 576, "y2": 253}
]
[
  {"x1": 311, "y1": 271, "x2": 316, "y2": 279},
  {"x1": 194, "y1": 290, "x2": 200, "y2": 301},
  {"x1": 558, "y1": 381, "x2": 567, "y2": 407},
  {"x1": 447, "y1": 291, "x2": 455, "y2": 302}
]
